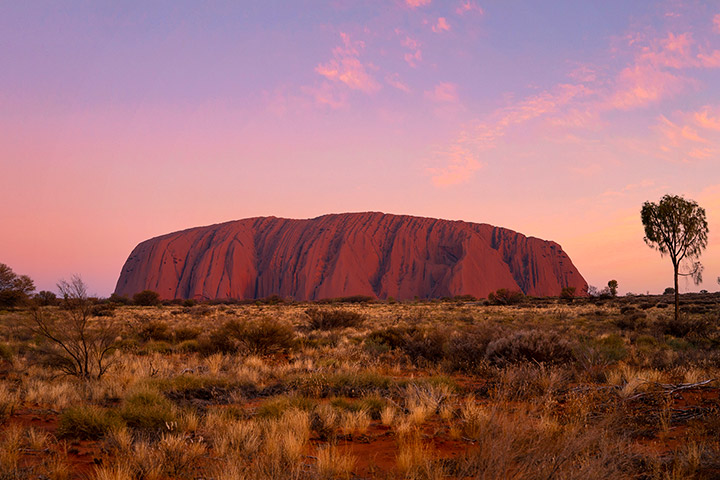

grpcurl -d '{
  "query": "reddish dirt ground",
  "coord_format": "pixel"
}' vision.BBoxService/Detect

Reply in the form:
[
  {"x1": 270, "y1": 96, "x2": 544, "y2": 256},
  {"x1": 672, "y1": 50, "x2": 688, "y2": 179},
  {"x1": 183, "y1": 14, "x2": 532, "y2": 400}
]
[{"x1": 2, "y1": 386, "x2": 717, "y2": 479}]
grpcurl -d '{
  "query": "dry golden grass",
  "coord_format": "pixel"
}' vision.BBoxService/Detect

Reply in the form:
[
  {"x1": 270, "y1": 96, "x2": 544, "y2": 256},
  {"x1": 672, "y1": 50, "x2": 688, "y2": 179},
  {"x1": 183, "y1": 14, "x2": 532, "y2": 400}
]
[{"x1": 0, "y1": 296, "x2": 719, "y2": 479}]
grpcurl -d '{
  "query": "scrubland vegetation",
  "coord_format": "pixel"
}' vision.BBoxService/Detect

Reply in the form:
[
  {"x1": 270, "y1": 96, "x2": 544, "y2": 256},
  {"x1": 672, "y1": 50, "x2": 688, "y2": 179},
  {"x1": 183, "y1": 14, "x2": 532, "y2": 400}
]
[{"x1": 1, "y1": 293, "x2": 720, "y2": 479}]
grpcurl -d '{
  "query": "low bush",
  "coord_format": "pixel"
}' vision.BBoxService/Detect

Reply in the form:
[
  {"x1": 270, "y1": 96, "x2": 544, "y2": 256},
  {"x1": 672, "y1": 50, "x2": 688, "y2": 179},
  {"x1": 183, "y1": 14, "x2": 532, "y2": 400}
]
[
  {"x1": 199, "y1": 317, "x2": 296, "y2": 356},
  {"x1": 138, "y1": 320, "x2": 172, "y2": 342},
  {"x1": 133, "y1": 290, "x2": 161, "y2": 306},
  {"x1": 305, "y1": 308, "x2": 365, "y2": 330},
  {"x1": 656, "y1": 315, "x2": 712, "y2": 338},
  {"x1": 485, "y1": 330, "x2": 575, "y2": 365},
  {"x1": 488, "y1": 288, "x2": 525, "y2": 305},
  {"x1": 174, "y1": 326, "x2": 201, "y2": 342},
  {"x1": 445, "y1": 325, "x2": 498, "y2": 372},
  {"x1": 239, "y1": 317, "x2": 296, "y2": 355},
  {"x1": 57, "y1": 406, "x2": 123, "y2": 439},
  {"x1": 366, "y1": 326, "x2": 447, "y2": 365}
]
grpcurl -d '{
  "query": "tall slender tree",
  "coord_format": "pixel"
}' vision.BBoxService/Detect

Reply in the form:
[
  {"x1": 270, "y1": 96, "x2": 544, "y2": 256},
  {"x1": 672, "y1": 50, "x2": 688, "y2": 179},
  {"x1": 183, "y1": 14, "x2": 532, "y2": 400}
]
[{"x1": 641, "y1": 195, "x2": 708, "y2": 322}]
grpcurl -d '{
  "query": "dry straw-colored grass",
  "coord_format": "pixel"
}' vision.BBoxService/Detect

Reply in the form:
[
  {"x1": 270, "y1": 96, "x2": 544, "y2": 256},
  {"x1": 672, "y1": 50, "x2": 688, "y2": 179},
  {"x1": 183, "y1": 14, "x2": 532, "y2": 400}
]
[{"x1": 0, "y1": 297, "x2": 719, "y2": 479}]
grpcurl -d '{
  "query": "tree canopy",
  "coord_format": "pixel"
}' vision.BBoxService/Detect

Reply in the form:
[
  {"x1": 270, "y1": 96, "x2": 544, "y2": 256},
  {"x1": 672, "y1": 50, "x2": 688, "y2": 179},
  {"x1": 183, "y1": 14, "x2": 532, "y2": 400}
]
[{"x1": 0, "y1": 263, "x2": 35, "y2": 307}]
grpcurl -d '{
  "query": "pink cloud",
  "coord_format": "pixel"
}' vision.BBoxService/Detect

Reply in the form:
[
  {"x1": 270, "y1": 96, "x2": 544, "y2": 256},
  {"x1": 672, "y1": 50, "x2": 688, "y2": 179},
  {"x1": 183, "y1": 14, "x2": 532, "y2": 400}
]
[
  {"x1": 425, "y1": 82, "x2": 459, "y2": 103},
  {"x1": 601, "y1": 179, "x2": 656, "y2": 197},
  {"x1": 428, "y1": 144, "x2": 483, "y2": 187},
  {"x1": 404, "y1": 50, "x2": 423, "y2": 67},
  {"x1": 301, "y1": 82, "x2": 347, "y2": 109},
  {"x1": 697, "y1": 50, "x2": 720, "y2": 67},
  {"x1": 714, "y1": 14, "x2": 720, "y2": 33},
  {"x1": 385, "y1": 73, "x2": 411, "y2": 93},
  {"x1": 494, "y1": 83, "x2": 591, "y2": 127},
  {"x1": 406, "y1": 0, "x2": 431, "y2": 8},
  {"x1": 655, "y1": 113, "x2": 719, "y2": 163},
  {"x1": 603, "y1": 31, "x2": 720, "y2": 111},
  {"x1": 400, "y1": 35, "x2": 422, "y2": 67},
  {"x1": 694, "y1": 106, "x2": 720, "y2": 131},
  {"x1": 429, "y1": 83, "x2": 592, "y2": 186},
  {"x1": 315, "y1": 33, "x2": 380, "y2": 94},
  {"x1": 401, "y1": 36, "x2": 420, "y2": 50},
  {"x1": 432, "y1": 17, "x2": 451, "y2": 33},
  {"x1": 607, "y1": 64, "x2": 687, "y2": 110},
  {"x1": 658, "y1": 115, "x2": 707, "y2": 146},
  {"x1": 456, "y1": 1, "x2": 483, "y2": 15}
]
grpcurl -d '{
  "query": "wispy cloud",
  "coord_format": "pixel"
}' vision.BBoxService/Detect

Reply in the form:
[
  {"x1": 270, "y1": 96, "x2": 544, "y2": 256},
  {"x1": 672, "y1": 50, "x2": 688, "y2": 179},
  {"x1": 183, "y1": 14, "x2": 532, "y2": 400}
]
[
  {"x1": 428, "y1": 143, "x2": 484, "y2": 186},
  {"x1": 385, "y1": 73, "x2": 411, "y2": 93},
  {"x1": 429, "y1": 83, "x2": 591, "y2": 185},
  {"x1": 456, "y1": 1, "x2": 483, "y2": 15},
  {"x1": 301, "y1": 82, "x2": 347, "y2": 109},
  {"x1": 432, "y1": 17, "x2": 451, "y2": 33},
  {"x1": 655, "y1": 107, "x2": 720, "y2": 162},
  {"x1": 315, "y1": 33, "x2": 380, "y2": 94},
  {"x1": 406, "y1": 0, "x2": 431, "y2": 8},
  {"x1": 424, "y1": 82, "x2": 459, "y2": 103},
  {"x1": 601, "y1": 179, "x2": 656, "y2": 197},
  {"x1": 694, "y1": 106, "x2": 720, "y2": 131},
  {"x1": 605, "y1": 32, "x2": 720, "y2": 110},
  {"x1": 608, "y1": 64, "x2": 688, "y2": 110},
  {"x1": 714, "y1": 14, "x2": 720, "y2": 33}
]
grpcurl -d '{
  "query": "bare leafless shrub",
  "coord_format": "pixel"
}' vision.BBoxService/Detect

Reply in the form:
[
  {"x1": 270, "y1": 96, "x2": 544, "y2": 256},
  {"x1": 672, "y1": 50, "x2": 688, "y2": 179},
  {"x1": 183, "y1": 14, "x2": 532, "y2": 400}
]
[{"x1": 29, "y1": 276, "x2": 120, "y2": 379}]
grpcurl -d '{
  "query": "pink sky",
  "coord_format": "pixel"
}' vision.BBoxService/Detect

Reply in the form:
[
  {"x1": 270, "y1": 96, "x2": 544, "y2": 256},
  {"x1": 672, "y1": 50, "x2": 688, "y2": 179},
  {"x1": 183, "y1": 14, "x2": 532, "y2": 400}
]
[{"x1": 2, "y1": 1, "x2": 719, "y2": 297}]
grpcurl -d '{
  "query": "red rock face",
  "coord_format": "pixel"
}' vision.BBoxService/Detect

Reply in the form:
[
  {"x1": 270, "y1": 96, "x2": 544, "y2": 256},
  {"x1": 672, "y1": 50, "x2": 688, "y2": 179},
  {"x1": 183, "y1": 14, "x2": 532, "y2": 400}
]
[{"x1": 114, "y1": 212, "x2": 588, "y2": 300}]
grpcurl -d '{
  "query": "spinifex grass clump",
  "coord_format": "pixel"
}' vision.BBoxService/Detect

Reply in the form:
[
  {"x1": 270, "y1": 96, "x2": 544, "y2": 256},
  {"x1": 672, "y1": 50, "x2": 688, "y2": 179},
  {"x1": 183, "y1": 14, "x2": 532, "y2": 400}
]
[
  {"x1": 57, "y1": 405, "x2": 123, "y2": 440},
  {"x1": 119, "y1": 390, "x2": 176, "y2": 431}
]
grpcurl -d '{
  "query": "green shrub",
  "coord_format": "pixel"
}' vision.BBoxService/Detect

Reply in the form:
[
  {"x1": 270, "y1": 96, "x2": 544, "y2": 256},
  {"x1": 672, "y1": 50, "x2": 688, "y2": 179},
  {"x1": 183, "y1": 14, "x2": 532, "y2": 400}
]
[
  {"x1": 238, "y1": 317, "x2": 296, "y2": 355},
  {"x1": 198, "y1": 317, "x2": 295, "y2": 356},
  {"x1": 589, "y1": 334, "x2": 628, "y2": 363},
  {"x1": 57, "y1": 406, "x2": 123, "y2": 439},
  {"x1": 305, "y1": 308, "x2": 365, "y2": 330},
  {"x1": 488, "y1": 288, "x2": 525, "y2": 305},
  {"x1": 120, "y1": 390, "x2": 175, "y2": 431},
  {"x1": 133, "y1": 290, "x2": 161, "y2": 306},
  {"x1": 560, "y1": 287, "x2": 576, "y2": 301},
  {"x1": 138, "y1": 320, "x2": 172, "y2": 342}
]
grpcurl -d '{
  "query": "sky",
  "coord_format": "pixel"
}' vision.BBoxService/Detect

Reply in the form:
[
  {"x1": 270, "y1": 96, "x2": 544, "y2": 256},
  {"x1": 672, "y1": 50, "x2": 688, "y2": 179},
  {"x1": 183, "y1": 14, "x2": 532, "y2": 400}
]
[{"x1": 1, "y1": 0, "x2": 720, "y2": 297}]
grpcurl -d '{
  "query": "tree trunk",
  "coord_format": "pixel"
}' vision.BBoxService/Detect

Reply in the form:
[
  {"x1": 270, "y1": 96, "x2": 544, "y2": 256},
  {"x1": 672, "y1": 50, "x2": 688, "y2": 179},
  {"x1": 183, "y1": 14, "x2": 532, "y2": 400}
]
[{"x1": 673, "y1": 262, "x2": 679, "y2": 322}]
